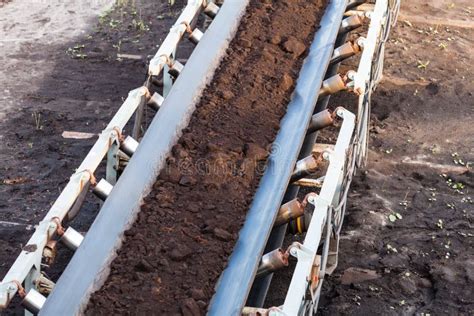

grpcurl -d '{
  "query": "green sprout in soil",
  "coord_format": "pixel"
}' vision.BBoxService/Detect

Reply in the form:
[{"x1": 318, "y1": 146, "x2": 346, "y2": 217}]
[
  {"x1": 132, "y1": 18, "x2": 149, "y2": 32},
  {"x1": 66, "y1": 44, "x2": 87, "y2": 59},
  {"x1": 461, "y1": 196, "x2": 472, "y2": 204},
  {"x1": 113, "y1": 39, "x2": 122, "y2": 53},
  {"x1": 32, "y1": 111, "x2": 43, "y2": 130},
  {"x1": 436, "y1": 219, "x2": 444, "y2": 229},
  {"x1": 388, "y1": 212, "x2": 403, "y2": 222},
  {"x1": 109, "y1": 19, "x2": 121, "y2": 28},
  {"x1": 386, "y1": 244, "x2": 398, "y2": 253},
  {"x1": 451, "y1": 152, "x2": 466, "y2": 166},
  {"x1": 417, "y1": 60, "x2": 430, "y2": 70}
]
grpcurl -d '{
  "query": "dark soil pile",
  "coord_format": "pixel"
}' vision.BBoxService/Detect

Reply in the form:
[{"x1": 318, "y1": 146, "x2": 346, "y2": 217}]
[{"x1": 87, "y1": 0, "x2": 328, "y2": 314}]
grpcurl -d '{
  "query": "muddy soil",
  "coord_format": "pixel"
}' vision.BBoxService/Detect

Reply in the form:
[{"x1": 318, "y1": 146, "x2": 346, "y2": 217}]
[
  {"x1": 315, "y1": 1, "x2": 474, "y2": 315},
  {"x1": 86, "y1": 0, "x2": 328, "y2": 314}
]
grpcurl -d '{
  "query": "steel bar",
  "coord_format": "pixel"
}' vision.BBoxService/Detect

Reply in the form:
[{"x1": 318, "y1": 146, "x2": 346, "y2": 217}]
[
  {"x1": 208, "y1": 1, "x2": 347, "y2": 314},
  {"x1": 354, "y1": 0, "x2": 389, "y2": 164},
  {"x1": 0, "y1": 87, "x2": 148, "y2": 310},
  {"x1": 40, "y1": 2, "x2": 249, "y2": 315}
]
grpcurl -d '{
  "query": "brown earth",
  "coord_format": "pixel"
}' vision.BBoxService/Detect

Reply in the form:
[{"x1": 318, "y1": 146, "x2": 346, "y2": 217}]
[
  {"x1": 317, "y1": 15, "x2": 474, "y2": 313},
  {"x1": 86, "y1": 0, "x2": 328, "y2": 314}
]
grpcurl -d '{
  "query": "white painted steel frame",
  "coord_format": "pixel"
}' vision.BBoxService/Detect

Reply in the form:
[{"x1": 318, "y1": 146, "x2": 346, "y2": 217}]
[
  {"x1": 353, "y1": 0, "x2": 391, "y2": 164},
  {"x1": 280, "y1": 108, "x2": 356, "y2": 316},
  {"x1": 148, "y1": 0, "x2": 210, "y2": 76},
  {"x1": 0, "y1": 0, "x2": 220, "y2": 310},
  {"x1": 0, "y1": 87, "x2": 148, "y2": 309}
]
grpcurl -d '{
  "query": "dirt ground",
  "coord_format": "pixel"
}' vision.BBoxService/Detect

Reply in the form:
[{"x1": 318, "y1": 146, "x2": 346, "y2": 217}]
[
  {"x1": 0, "y1": 0, "x2": 189, "y2": 314},
  {"x1": 0, "y1": 0, "x2": 473, "y2": 315},
  {"x1": 316, "y1": 0, "x2": 474, "y2": 315}
]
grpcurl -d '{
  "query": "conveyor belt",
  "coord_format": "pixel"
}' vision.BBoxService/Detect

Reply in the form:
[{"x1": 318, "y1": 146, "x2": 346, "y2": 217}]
[{"x1": 0, "y1": 0, "x2": 400, "y2": 314}]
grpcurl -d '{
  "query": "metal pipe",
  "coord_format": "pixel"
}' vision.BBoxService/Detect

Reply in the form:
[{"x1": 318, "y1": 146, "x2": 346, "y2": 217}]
[
  {"x1": 308, "y1": 109, "x2": 334, "y2": 133},
  {"x1": 21, "y1": 289, "x2": 46, "y2": 314},
  {"x1": 204, "y1": 2, "x2": 220, "y2": 18},
  {"x1": 339, "y1": 14, "x2": 364, "y2": 34},
  {"x1": 168, "y1": 60, "x2": 184, "y2": 78},
  {"x1": 241, "y1": 307, "x2": 272, "y2": 316},
  {"x1": 60, "y1": 227, "x2": 84, "y2": 251},
  {"x1": 291, "y1": 153, "x2": 323, "y2": 182},
  {"x1": 120, "y1": 136, "x2": 139, "y2": 157},
  {"x1": 92, "y1": 179, "x2": 113, "y2": 201},
  {"x1": 256, "y1": 248, "x2": 289, "y2": 278},
  {"x1": 330, "y1": 40, "x2": 361, "y2": 65},
  {"x1": 40, "y1": 2, "x2": 250, "y2": 315},
  {"x1": 319, "y1": 73, "x2": 347, "y2": 97},
  {"x1": 292, "y1": 177, "x2": 324, "y2": 188},
  {"x1": 274, "y1": 199, "x2": 305, "y2": 227},
  {"x1": 147, "y1": 92, "x2": 164, "y2": 110},
  {"x1": 208, "y1": 1, "x2": 347, "y2": 314},
  {"x1": 189, "y1": 28, "x2": 204, "y2": 44}
]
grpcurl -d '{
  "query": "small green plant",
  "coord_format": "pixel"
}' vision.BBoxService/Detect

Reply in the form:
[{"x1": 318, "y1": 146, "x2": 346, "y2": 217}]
[
  {"x1": 417, "y1": 60, "x2": 430, "y2": 70},
  {"x1": 132, "y1": 19, "x2": 149, "y2": 32},
  {"x1": 66, "y1": 44, "x2": 87, "y2": 59},
  {"x1": 388, "y1": 212, "x2": 403, "y2": 222},
  {"x1": 109, "y1": 19, "x2": 121, "y2": 28},
  {"x1": 439, "y1": 42, "x2": 448, "y2": 50},
  {"x1": 436, "y1": 219, "x2": 444, "y2": 229},
  {"x1": 113, "y1": 39, "x2": 122, "y2": 53},
  {"x1": 32, "y1": 111, "x2": 43, "y2": 130}
]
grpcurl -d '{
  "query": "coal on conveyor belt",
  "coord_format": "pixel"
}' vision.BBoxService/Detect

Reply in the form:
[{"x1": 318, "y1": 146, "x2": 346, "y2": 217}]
[{"x1": 87, "y1": 0, "x2": 328, "y2": 314}]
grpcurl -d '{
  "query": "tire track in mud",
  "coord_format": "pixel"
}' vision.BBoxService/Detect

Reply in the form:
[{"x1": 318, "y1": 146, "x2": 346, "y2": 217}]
[{"x1": 87, "y1": 0, "x2": 328, "y2": 314}]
